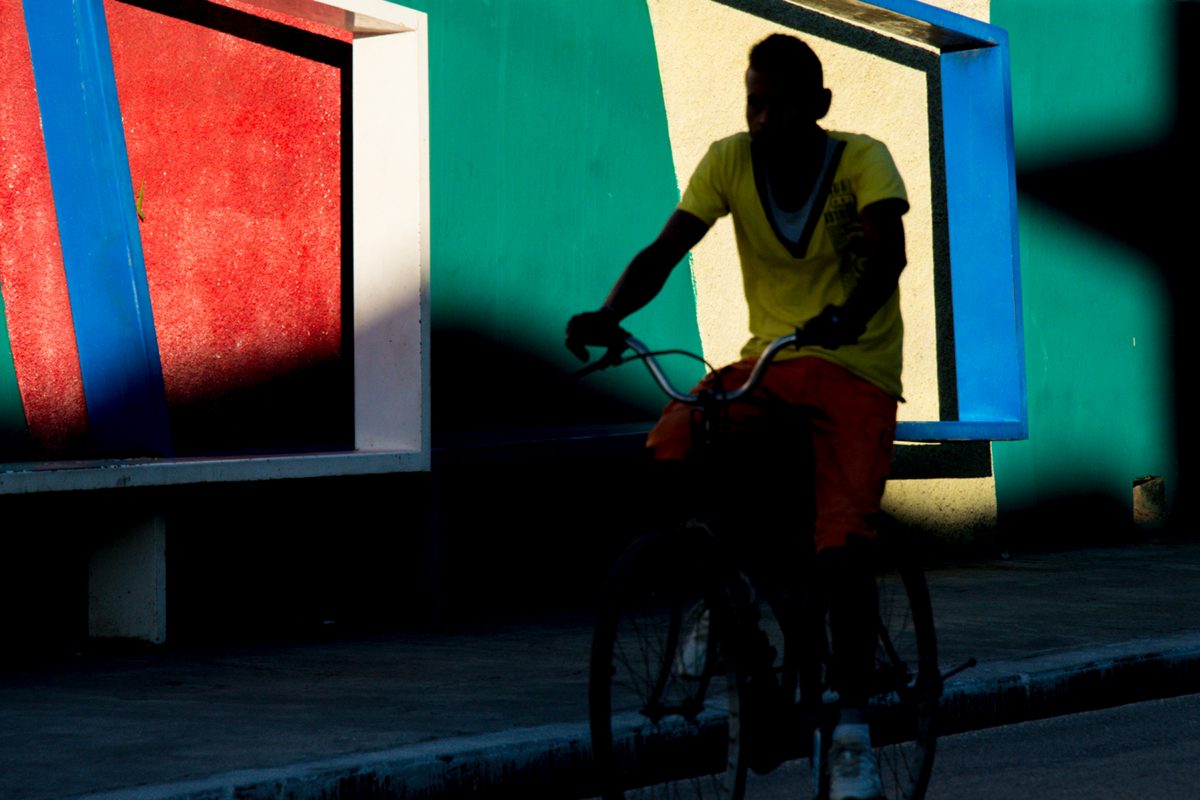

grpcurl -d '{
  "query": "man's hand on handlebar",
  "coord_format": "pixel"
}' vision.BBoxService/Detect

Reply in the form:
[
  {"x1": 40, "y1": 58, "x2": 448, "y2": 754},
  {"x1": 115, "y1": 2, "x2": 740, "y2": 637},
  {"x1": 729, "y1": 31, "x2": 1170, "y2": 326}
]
[
  {"x1": 566, "y1": 307, "x2": 628, "y2": 362},
  {"x1": 803, "y1": 304, "x2": 866, "y2": 350}
]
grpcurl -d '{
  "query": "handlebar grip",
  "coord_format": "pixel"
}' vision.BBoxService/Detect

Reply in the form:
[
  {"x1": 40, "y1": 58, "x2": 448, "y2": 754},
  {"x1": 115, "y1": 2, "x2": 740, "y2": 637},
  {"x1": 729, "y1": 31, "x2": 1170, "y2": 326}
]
[{"x1": 569, "y1": 335, "x2": 630, "y2": 380}]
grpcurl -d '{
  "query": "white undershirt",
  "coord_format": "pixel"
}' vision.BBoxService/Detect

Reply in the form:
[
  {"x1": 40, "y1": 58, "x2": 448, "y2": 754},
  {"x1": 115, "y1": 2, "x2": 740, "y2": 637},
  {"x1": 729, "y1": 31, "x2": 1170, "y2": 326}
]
[{"x1": 765, "y1": 136, "x2": 841, "y2": 246}]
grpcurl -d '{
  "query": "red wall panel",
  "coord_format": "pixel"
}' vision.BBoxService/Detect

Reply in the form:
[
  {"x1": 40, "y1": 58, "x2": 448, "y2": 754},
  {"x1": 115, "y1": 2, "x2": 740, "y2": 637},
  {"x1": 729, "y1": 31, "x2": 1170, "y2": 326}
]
[{"x1": 105, "y1": 0, "x2": 352, "y2": 453}]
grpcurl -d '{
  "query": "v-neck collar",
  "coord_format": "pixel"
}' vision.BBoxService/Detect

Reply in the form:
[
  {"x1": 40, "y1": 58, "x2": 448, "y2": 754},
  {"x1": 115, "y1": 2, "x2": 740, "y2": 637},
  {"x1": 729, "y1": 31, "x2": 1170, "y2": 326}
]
[{"x1": 752, "y1": 135, "x2": 846, "y2": 259}]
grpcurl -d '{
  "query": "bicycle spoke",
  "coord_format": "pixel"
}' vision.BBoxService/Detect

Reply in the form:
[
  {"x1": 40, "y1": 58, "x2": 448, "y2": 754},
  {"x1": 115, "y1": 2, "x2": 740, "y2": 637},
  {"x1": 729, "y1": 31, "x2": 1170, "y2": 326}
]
[
  {"x1": 590, "y1": 528, "x2": 751, "y2": 800},
  {"x1": 867, "y1": 563, "x2": 938, "y2": 800}
]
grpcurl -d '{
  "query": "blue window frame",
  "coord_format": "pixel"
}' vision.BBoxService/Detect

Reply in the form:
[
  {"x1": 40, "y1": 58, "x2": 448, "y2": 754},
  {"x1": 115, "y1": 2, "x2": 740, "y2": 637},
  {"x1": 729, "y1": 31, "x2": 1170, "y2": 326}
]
[{"x1": 721, "y1": 0, "x2": 1027, "y2": 442}]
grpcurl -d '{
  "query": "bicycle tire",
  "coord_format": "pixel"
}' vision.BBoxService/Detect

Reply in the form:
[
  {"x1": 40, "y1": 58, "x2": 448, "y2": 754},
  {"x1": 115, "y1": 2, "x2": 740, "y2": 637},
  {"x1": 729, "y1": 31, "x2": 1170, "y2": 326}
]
[
  {"x1": 589, "y1": 524, "x2": 748, "y2": 800},
  {"x1": 858, "y1": 556, "x2": 940, "y2": 800}
]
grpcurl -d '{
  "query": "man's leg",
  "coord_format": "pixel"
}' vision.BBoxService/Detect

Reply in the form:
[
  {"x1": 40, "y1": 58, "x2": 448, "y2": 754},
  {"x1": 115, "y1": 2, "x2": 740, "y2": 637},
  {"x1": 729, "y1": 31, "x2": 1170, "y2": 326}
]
[
  {"x1": 795, "y1": 360, "x2": 895, "y2": 701},
  {"x1": 646, "y1": 359, "x2": 776, "y2": 519},
  {"x1": 821, "y1": 540, "x2": 880, "y2": 708},
  {"x1": 763, "y1": 357, "x2": 896, "y2": 799}
]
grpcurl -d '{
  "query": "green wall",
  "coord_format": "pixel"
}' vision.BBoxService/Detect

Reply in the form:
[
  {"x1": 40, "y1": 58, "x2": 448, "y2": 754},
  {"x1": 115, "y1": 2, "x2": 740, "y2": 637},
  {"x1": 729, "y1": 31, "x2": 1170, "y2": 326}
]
[
  {"x1": 0, "y1": 291, "x2": 30, "y2": 454},
  {"x1": 396, "y1": 0, "x2": 703, "y2": 440},
  {"x1": 990, "y1": 0, "x2": 1177, "y2": 522},
  {"x1": 395, "y1": 0, "x2": 1185, "y2": 534}
]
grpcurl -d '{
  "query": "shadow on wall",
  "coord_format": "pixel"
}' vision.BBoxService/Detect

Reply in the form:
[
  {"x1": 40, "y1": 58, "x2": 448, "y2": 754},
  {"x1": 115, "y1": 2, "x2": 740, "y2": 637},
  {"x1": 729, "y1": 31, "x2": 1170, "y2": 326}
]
[
  {"x1": 0, "y1": 348, "x2": 355, "y2": 461},
  {"x1": 0, "y1": 472, "x2": 437, "y2": 658},
  {"x1": 0, "y1": 320, "x2": 667, "y2": 652},
  {"x1": 166, "y1": 354, "x2": 354, "y2": 455},
  {"x1": 164, "y1": 473, "x2": 436, "y2": 645},
  {"x1": 716, "y1": 0, "x2": 1191, "y2": 545},
  {"x1": 8, "y1": 318, "x2": 652, "y2": 459},
  {"x1": 431, "y1": 324, "x2": 670, "y2": 443},
  {"x1": 429, "y1": 323, "x2": 684, "y2": 623},
  {"x1": 112, "y1": 0, "x2": 351, "y2": 62},
  {"x1": 886, "y1": 489, "x2": 1151, "y2": 567},
  {"x1": 1008, "y1": 2, "x2": 1193, "y2": 530}
]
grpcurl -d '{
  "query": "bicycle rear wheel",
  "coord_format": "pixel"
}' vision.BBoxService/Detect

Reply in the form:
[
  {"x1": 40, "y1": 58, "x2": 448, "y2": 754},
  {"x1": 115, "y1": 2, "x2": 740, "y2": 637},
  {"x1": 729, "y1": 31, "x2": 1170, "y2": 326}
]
[
  {"x1": 865, "y1": 557, "x2": 939, "y2": 800},
  {"x1": 589, "y1": 524, "x2": 746, "y2": 800}
]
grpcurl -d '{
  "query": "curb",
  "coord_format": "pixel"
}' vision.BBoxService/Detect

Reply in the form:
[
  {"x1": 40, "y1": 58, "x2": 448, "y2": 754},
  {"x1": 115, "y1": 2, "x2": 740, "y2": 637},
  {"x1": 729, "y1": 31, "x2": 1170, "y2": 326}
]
[
  {"x1": 70, "y1": 723, "x2": 597, "y2": 800},
  {"x1": 939, "y1": 634, "x2": 1200, "y2": 735},
  {"x1": 70, "y1": 634, "x2": 1200, "y2": 800}
]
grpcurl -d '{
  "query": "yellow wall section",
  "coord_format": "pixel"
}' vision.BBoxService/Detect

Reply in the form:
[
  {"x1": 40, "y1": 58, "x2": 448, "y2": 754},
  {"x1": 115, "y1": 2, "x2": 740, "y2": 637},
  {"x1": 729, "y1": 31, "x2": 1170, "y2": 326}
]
[{"x1": 647, "y1": 0, "x2": 998, "y2": 540}]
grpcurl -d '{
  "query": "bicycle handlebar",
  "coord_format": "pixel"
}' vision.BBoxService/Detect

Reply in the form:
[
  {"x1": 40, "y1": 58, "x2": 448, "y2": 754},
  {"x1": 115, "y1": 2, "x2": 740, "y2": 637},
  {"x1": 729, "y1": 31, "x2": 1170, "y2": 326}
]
[{"x1": 580, "y1": 328, "x2": 816, "y2": 405}]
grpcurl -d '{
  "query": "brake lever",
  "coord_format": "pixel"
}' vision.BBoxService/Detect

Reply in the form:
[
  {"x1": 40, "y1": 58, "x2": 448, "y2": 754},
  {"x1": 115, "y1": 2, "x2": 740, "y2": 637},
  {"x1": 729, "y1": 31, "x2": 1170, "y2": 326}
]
[{"x1": 570, "y1": 336, "x2": 631, "y2": 381}]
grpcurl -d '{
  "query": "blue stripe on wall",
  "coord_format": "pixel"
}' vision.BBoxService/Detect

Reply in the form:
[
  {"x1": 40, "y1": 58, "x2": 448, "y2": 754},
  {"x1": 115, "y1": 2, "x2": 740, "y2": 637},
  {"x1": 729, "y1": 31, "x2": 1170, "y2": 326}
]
[
  {"x1": 22, "y1": 0, "x2": 172, "y2": 457},
  {"x1": 940, "y1": 39, "x2": 1027, "y2": 438}
]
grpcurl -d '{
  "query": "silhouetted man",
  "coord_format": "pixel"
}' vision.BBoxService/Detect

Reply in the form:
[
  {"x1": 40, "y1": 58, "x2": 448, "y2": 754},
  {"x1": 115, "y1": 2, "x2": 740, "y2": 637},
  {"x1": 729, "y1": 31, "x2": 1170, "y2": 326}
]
[{"x1": 568, "y1": 34, "x2": 909, "y2": 800}]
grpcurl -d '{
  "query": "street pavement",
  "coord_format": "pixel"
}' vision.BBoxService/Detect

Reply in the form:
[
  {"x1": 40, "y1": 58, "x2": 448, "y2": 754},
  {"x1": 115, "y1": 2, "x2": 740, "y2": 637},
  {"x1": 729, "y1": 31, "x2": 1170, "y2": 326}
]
[{"x1": 2, "y1": 534, "x2": 1199, "y2": 799}]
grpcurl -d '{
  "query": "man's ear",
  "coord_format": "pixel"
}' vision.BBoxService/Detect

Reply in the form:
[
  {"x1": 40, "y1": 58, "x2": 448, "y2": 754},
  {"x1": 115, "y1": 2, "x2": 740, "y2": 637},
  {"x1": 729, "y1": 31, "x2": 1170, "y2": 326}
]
[{"x1": 815, "y1": 87, "x2": 832, "y2": 120}]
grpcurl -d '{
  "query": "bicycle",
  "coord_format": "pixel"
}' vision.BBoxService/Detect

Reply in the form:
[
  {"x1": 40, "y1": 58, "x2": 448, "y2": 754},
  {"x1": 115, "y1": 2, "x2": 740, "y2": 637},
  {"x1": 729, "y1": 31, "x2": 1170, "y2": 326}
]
[{"x1": 580, "y1": 329, "x2": 955, "y2": 800}]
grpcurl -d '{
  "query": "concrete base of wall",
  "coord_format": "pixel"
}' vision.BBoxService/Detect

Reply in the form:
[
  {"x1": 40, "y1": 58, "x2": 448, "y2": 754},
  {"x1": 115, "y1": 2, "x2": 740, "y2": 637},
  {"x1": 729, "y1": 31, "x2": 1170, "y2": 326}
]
[
  {"x1": 1, "y1": 471, "x2": 437, "y2": 649},
  {"x1": 1, "y1": 434, "x2": 1017, "y2": 647},
  {"x1": 88, "y1": 512, "x2": 166, "y2": 642}
]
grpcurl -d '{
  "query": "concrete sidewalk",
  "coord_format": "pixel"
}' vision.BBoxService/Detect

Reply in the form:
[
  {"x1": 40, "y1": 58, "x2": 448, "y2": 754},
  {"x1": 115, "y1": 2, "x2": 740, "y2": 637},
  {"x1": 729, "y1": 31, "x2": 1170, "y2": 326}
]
[{"x1": 3, "y1": 537, "x2": 1200, "y2": 799}]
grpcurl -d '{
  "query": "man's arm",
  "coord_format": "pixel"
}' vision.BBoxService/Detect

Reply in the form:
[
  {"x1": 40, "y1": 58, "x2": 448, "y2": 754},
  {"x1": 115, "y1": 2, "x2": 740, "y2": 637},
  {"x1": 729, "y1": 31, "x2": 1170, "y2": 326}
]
[
  {"x1": 566, "y1": 210, "x2": 709, "y2": 360},
  {"x1": 604, "y1": 210, "x2": 710, "y2": 318},
  {"x1": 845, "y1": 198, "x2": 907, "y2": 322},
  {"x1": 807, "y1": 197, "x2": 907, "y2": 345}
]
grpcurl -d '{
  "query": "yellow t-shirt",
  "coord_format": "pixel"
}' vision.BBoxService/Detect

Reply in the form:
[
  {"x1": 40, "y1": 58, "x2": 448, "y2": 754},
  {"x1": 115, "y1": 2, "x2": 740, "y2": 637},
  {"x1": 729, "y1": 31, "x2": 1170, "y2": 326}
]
[{"x1": 678, "y1": 130, "x2": 908, "y2": 399}]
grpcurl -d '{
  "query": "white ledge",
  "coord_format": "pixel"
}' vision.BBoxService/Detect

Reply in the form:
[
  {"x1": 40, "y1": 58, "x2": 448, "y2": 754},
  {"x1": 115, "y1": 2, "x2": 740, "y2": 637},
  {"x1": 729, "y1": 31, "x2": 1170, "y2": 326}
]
[{"x1": 0, "y1": 450, "x2": 428, "y2": 495}]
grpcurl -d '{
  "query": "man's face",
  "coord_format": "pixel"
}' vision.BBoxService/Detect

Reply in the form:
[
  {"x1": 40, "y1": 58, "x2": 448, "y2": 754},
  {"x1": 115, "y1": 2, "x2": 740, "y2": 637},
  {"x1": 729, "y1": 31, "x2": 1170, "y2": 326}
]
[{"x1": 745, "y1": 67, "x2": 825, "y2": 149}]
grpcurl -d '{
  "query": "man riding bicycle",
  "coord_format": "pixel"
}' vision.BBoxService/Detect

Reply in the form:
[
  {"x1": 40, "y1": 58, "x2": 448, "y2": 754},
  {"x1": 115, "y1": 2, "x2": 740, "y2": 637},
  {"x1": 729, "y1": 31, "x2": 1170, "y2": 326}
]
[{"x1": 567, "y1": 34, "x2": 909, "y2": 800}]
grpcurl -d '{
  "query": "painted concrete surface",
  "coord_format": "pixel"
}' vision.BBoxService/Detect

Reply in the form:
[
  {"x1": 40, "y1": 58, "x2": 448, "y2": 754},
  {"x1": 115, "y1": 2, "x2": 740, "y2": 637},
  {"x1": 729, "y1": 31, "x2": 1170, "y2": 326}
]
[
  {"x1": 1, "y1": 535, "x2": 1197, "y2": 799},
  {"x1": 3, "y1": 0, "x2": 351, "y2": 457},
  {"x1": 885, "y1": 474, "x2": 998, "y2": 544},
  {"x1": 106, "y1": 0, "x2": 350, "y2": 455},
  {"x1": 989, "y1": 0, "x2": 1177, "y2": 525},
  {"x1": 348, "y1": 12, "x2": 430, "y2": 455},
  {"x1": 6, "y1": 0, "x2": 1014, "y2": 536},
  {"x1": 4, "y1": 0, "x2": 429, "y2": 461},
  {"x1": 22, "y1": 0, "x2": 175, "y2": 458},
  {"x1": 87, "y1": 513, "x2": 167, "y2": 642},
  {"x1": 399, "y1": 0, "x2": 704, "y2": 435}
]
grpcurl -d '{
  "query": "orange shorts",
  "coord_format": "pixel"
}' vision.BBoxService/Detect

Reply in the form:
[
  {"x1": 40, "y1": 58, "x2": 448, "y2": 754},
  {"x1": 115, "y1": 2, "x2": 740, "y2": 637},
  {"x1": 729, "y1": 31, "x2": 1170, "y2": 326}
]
[{"x1": 646, "y1": 356, "x2": 897, "y2": 552}]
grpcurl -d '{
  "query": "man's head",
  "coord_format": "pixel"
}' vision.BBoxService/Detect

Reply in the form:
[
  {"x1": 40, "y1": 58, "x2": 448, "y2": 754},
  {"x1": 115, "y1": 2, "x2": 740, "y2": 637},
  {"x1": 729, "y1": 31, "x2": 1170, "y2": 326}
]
[{"x1": 745, "y1": 34, "x2": 831, "y2": 148}]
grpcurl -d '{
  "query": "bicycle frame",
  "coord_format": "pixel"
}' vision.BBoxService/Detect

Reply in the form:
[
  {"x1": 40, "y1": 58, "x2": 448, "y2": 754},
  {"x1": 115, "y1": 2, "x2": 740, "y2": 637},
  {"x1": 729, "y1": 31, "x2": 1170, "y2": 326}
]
[{"x1": 584, "y1": 327, "x2": 942, "y2": 800}]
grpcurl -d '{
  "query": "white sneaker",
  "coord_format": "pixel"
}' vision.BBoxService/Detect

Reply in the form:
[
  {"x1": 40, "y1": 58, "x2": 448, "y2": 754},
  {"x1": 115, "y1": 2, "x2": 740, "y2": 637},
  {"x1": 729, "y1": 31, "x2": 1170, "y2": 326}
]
[
  {"x1": 828, "y1": 722, "x2": 882, "y2": 800},
  {"x1": 672, "y1": 603, "x2": 710, "y2": 679}
]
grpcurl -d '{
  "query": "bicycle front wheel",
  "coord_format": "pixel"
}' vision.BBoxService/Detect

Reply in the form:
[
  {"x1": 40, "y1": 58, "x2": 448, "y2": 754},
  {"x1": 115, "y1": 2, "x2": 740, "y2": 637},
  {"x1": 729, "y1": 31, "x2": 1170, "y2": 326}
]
[
  {"x1": 589, "y1": 525, "x2": 746, "y2": 800},
  {"x1": 867, "y1": 557, "x2": 940, "y2": 800}
]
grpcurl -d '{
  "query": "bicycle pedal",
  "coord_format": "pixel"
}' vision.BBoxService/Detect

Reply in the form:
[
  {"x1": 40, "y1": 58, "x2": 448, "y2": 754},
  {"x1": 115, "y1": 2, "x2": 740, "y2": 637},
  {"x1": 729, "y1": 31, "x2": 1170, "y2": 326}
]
[
  {"x1": 744, "y1": 716, "x2": 791, "y2": 775},
  {"x1": 741, "y1": 674, "x2": 792, "y2": 774},
  {"x1": 941, "y1": 656, "x2": 977, "y2": 681}
]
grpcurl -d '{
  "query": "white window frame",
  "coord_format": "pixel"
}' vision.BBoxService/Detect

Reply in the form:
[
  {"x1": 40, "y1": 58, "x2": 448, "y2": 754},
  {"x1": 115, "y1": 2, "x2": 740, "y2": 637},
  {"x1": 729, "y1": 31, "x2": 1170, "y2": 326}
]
[{"x1": 2, "y1": 0, "x2": 430, "y2": 494}]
